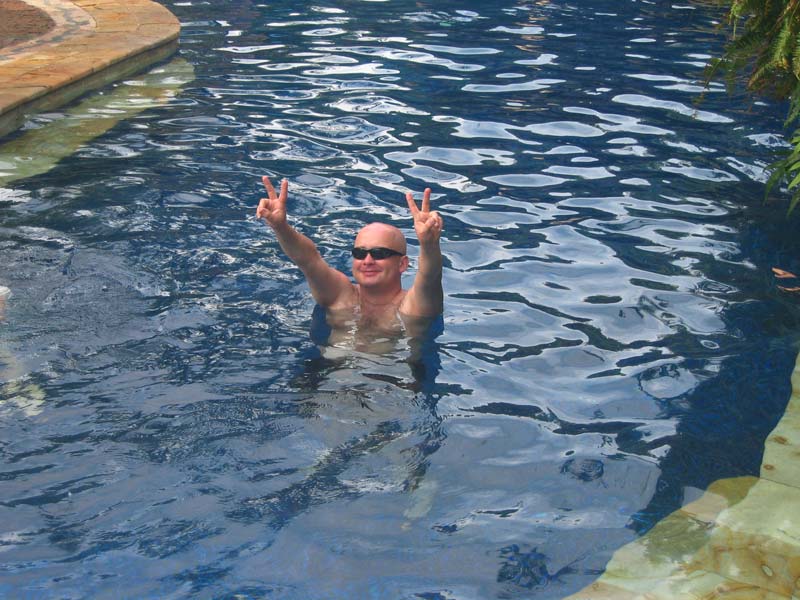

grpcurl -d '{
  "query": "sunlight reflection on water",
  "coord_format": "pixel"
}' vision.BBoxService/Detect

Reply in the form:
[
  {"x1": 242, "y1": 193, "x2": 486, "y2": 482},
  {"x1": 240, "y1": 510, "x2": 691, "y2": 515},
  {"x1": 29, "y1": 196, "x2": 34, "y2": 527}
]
[{"x1": 1, "y1": 0, "x2": 799, "y2": 598}]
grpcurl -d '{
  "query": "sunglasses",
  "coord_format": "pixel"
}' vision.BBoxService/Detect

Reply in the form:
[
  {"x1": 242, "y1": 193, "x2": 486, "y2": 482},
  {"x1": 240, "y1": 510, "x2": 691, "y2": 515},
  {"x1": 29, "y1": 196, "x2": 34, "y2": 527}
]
[{"x1": 351, "y1": 246, "x2": 405, "y2": 260}]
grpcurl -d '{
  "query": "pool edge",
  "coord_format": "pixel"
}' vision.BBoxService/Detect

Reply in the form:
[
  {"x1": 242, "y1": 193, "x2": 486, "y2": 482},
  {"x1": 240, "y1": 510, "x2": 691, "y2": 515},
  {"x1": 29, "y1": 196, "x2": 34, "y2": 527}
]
[
  {"x1": 0, "y1": 0, "x2": 180, "y2": 140},
  {"x1": 564, "y1": 349, "x2": 800, "y2": 599}
]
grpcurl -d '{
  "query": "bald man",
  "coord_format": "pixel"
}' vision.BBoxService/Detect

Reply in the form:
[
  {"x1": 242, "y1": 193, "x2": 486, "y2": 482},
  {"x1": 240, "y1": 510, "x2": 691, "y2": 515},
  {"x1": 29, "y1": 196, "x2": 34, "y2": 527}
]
[{"x1": 256, "y1": 177, "x2": 443, "y2": 333}]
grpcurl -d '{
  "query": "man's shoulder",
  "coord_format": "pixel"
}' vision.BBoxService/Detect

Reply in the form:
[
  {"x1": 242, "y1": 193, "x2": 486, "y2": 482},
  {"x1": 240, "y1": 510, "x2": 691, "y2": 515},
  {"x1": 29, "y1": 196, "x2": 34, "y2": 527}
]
[
  {"x1": 398, "y1": 286, "x2": 441, "y2": 319},
  {"x1": 324, "y1": 281, "x2": 359, "y2": 310}
]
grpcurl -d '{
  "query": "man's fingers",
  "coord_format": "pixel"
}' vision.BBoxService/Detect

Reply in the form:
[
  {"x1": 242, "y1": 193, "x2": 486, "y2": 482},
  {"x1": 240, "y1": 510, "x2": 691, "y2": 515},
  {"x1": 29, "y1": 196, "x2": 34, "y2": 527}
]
[
  {"x1": 420, "y1": 211, "x2": 443, "y2": 233},
  {"x1": 262, "y1": 176, "x2": 288, "y2": 210},
  {"x1": 256, "y1": 197, "x2": 270, "y2": 218},
  {"x1": 279, "y1": 178, "x2": 289, "y2": 207},
  {"x1": 406, "y1": 191, "x2": 419, "y2": 215},
  {"x1": 262, "y1": 176, "x2": 276, "y2": 198},
  {"x1": 407, "y1": 188, "x2": 433, "y2": 216},
  {"x1": 421, "y1": 188, "x2": 431, "y2": 213}
]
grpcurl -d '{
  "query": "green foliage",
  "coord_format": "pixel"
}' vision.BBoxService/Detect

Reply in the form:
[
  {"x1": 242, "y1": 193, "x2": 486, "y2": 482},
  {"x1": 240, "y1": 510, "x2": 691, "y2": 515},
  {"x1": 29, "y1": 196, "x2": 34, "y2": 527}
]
[
  {"x1": 765, "y1": 125, "x2": 800, "y2": 213},
  {"x1": 708, "y1": 0, "x2": 800, "y2": 212}
]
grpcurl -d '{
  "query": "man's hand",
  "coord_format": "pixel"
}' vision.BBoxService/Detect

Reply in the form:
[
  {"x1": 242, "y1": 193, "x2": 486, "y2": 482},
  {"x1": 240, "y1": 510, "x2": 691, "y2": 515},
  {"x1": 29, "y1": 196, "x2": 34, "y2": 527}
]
[
  {"x1": 401, "y1": 188, "x2": 444, "y2": 318},
  {"x1": 406, "y1": 188, "x2": 443, "y2": 247},
  {"x1": 255, "y1": 176, "x2": 355, "y2": 308},
  {"x1": 257, "y1": 176, "x2": 288, "y2": 229}
]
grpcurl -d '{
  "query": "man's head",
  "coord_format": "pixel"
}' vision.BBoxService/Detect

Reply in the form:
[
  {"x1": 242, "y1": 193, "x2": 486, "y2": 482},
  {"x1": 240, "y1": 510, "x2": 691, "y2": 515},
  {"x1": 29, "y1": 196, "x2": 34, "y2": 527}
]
[{"x1": 351, "y1": 223, "x2": 409, "y2": 290}]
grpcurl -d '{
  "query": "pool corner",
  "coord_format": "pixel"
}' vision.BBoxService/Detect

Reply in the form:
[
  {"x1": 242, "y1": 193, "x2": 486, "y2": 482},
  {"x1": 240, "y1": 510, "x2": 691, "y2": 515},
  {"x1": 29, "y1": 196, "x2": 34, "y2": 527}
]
[
  {"x1": 564, "y1": 349, "x2": 800, "y2": 600},
  {"x1": 0, "y1": 0, "x2": 180, "y2": 140}
]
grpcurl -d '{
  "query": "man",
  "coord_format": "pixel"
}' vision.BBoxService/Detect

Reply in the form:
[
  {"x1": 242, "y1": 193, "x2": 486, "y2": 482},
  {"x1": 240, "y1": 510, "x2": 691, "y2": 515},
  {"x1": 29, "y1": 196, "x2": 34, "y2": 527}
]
[{"x1": 256, "y1": 176, "x2": 443, "y2": 333}]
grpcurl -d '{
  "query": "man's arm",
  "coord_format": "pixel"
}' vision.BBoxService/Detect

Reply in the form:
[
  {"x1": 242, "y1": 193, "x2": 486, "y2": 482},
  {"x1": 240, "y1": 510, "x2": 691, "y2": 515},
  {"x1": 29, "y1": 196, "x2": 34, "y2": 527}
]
[
  {"x1": 257, "y1": 177, "x2": 355, "y2": 308},
  {"x1": 400, "y1": 188, "x2": 444, "y2": 317}
]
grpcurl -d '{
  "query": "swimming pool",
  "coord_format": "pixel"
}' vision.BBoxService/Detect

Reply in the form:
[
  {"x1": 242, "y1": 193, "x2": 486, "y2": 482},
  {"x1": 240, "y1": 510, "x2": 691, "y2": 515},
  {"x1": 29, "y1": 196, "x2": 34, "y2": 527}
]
[{"x1": 2, "y1": 0, "x2": 800, "y2": 598}]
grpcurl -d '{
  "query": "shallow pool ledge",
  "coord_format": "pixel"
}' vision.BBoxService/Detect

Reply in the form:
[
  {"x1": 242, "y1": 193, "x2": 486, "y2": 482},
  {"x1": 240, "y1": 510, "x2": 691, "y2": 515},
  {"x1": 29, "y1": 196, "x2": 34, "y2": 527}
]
[
  {"x1": 0, "y1": 0, "x2": 180, "y2": 140},
  {"x1": 564, "y1": 352, "x2": 800, "y2": 600}
]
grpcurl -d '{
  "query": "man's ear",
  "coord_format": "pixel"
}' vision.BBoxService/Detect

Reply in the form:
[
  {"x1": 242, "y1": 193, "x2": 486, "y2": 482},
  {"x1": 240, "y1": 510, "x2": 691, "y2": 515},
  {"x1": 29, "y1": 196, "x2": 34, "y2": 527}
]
[{"x1": 400, "y1": 255, "x2": 410, "y2": 273}]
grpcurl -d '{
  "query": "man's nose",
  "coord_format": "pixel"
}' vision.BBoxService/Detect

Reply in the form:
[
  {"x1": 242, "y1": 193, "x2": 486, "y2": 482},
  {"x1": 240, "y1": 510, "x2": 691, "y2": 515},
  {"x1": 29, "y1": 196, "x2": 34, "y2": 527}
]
[{"x1": 363, "y1": 253, "x2": 376, "y2": 264}]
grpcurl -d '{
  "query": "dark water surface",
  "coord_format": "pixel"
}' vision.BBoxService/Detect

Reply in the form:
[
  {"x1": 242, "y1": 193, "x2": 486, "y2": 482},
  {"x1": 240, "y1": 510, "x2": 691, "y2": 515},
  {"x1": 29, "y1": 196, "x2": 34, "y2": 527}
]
[{"x1": 2, "y1": 0, "x2": 800, "y2": 598}]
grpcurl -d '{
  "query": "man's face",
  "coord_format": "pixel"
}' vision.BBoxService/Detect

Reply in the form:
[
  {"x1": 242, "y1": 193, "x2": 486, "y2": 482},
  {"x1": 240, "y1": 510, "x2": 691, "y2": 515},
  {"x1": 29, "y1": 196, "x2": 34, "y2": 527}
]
[{"x1": 351, "y1": 224, "x2": 409, "y2": 290}]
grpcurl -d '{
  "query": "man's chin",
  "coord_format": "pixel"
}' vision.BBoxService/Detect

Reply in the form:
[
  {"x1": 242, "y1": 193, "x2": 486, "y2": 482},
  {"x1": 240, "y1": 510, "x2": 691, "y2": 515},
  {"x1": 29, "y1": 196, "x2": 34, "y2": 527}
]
[{"x1": 357, "y1": 272, "x2": 381, "y2": 281}]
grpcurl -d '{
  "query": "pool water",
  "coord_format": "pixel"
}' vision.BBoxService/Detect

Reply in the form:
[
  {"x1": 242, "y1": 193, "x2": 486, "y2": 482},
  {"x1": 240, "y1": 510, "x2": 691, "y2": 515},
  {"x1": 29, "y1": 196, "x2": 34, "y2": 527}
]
[{"x1": 2, "y1": 0, "x2": 800, "y2": 598}]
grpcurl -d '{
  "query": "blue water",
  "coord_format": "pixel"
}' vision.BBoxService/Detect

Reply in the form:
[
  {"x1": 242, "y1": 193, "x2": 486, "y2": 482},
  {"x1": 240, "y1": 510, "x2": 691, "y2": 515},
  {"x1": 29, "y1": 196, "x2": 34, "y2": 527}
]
[{"x1": 2, "y1": 0, "x2": 800, "y2": 598}]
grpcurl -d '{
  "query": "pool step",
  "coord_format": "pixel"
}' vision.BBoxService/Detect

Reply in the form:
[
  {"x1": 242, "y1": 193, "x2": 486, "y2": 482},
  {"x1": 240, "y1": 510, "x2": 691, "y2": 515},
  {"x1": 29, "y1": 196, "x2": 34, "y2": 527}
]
[
  {"x1": 0, "y1": 0, "x2": 180, "y2": 140},
  {"x1": 566, "y1": 354, "x2": 800, "y2": 600},
  {"x1": 0, "y1": 56, "x2": 193, "y2": 184},
  {"x1": 761, "y1": 366, "x2": 800, "y2": 488}
]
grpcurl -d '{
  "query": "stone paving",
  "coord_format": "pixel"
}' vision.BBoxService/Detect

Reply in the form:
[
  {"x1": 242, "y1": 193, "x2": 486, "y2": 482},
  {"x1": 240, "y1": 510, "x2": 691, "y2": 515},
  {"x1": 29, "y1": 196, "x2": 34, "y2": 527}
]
[
  {"x1": 0, "y1": 0, "x2": 56, "y2": 49},
  {"x1": 0, "y1": 0, "x2": 179, "y2": 139}
]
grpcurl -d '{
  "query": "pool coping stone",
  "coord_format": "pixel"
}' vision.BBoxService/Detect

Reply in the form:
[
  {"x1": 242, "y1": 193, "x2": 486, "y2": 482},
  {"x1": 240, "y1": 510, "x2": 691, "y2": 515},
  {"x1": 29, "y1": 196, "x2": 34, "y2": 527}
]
[{"x1": 0, "y1": 0, "x2": 180, "y2": 139}]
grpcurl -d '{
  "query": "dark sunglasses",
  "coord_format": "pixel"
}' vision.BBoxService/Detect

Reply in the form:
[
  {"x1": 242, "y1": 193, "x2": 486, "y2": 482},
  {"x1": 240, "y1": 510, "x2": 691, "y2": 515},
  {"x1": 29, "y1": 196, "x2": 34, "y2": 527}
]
[{"x1": 351, "y1": 246, "x2": 405, "y2": 260}]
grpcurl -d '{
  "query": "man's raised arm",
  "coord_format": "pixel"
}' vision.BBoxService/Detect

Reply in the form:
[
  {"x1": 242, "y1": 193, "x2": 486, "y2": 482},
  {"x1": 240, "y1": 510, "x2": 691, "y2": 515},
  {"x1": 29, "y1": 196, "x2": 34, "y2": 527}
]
[
  {"x1": 400, "y1": 188, "x2": 444, "y2": 317},
  {"x1": 257, "y1": 176, "x2": 354, "y2": 308}
]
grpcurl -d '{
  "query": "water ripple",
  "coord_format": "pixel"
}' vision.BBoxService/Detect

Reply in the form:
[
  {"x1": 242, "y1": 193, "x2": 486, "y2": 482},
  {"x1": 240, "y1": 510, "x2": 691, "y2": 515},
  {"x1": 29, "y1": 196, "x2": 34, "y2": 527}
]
[
  {"x1": 259, "y1": 116, "x2": 409, "y2": 147},
  {"x1": 462, "y1": 78, "x2": 564, "y2": 93},
  {"x1": 613, "y1": 93, "x2": 734, "y2": 123},
  {"x1": 0, "y1": 0, "x2": 795, "y2": 597}
]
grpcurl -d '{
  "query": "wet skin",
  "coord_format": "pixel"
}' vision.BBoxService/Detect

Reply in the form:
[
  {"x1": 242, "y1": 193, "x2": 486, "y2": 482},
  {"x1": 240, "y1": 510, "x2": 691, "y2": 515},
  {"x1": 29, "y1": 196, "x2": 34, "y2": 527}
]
[{"x1": 256, "y1": 176, "x2": 444, "y2": 337}]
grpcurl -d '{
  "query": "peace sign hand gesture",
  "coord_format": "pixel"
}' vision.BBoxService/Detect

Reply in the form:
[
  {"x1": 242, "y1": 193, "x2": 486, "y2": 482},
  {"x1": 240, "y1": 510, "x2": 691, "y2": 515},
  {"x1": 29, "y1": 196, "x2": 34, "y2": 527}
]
[
  {"x1": 257, "y1": 176, "x2": 289, "y2": 229},
  {"x1": 406, "y1": 188, "x2": 443, "y2": 248}
]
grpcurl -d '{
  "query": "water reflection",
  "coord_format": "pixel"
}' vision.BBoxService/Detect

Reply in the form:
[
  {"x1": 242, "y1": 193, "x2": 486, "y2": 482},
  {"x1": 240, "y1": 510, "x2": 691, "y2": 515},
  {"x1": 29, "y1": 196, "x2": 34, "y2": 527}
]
[
  {"x1": 2, "y1": 0, "x2": 800, "y2": 597},
  {"x1": 216, "y1": 311, "x2": 451, "y2": 595}
]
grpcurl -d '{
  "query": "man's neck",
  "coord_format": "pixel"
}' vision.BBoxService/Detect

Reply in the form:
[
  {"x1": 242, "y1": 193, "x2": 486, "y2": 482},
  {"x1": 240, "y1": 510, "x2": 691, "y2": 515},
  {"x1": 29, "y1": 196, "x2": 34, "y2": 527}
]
[{"x1": 357, "y1": 285, "x2": 405, "y2": 311}]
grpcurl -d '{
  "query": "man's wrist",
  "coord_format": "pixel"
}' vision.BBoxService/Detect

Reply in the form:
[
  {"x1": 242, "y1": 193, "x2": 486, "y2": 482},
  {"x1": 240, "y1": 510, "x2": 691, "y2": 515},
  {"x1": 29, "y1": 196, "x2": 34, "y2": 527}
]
[
  {"x1": 270, "y1": 220, "x2": 291, "y2": 234},
  {"x1": 419, "y1": 239, "x2": 442, "y2": 253}
]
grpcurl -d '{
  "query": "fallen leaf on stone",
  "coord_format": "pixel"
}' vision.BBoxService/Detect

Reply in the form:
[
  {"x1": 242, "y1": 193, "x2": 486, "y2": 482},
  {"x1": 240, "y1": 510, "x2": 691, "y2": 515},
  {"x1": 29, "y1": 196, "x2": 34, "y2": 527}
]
[{"x1": 772, "y1": 267, "x2": 797, "y2": 278}]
